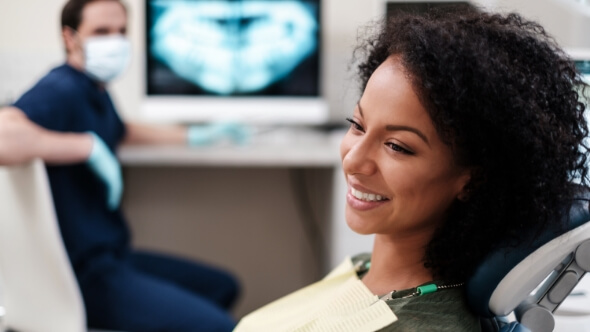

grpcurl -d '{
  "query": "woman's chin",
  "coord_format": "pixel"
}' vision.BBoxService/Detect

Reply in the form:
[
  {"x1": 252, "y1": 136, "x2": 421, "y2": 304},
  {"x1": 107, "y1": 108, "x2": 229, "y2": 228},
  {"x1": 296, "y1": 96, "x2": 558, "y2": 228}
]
[{"x1": 345, "y1": 213, "x2": 375, "y2": 235}]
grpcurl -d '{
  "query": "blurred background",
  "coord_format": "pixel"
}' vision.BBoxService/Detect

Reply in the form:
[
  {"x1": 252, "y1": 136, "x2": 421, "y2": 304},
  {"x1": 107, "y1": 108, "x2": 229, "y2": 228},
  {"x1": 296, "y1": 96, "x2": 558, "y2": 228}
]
[{"x1": 1, "y1": 0, "x2": 590, "y2": 326}]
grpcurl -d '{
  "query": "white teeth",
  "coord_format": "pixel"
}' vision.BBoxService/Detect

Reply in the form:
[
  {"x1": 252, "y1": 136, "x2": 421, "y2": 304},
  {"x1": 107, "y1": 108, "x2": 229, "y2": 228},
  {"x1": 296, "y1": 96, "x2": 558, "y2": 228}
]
[
  {"x1": 352, "y1": 188, "x2": 363, "y2": 200},
  {"x1": 351, "y1": 188, "x2": 385, "y2": 202}
]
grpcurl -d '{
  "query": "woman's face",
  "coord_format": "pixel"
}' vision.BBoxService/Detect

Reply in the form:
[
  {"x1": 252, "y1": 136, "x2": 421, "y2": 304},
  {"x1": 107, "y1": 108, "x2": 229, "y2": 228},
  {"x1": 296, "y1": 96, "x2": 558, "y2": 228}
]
[{"x1": 340, "y1": 57, "x2": 471, "y2": 239}]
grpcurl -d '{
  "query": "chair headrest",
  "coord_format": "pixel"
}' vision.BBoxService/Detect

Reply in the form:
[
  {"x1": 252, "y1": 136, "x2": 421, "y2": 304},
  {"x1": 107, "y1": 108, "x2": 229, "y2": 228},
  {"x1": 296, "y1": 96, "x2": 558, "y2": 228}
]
[{"x1": 466, "y1": 187, "x2": 590, "y2": 317}]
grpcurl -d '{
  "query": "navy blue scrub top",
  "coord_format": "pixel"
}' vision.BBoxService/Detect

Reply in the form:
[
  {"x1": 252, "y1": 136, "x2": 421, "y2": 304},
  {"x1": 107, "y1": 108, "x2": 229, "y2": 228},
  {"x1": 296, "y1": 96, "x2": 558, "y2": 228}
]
[{"x1": 14, "y1": 64, "x2": 130, "y2": 276}]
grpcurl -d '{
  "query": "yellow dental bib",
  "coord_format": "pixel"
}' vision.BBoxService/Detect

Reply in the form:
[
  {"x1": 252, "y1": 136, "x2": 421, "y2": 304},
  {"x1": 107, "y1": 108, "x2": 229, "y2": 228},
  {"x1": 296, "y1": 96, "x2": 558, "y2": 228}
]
[{"x1": 234, "y1": 257, "x2": 397, "y2": 332}]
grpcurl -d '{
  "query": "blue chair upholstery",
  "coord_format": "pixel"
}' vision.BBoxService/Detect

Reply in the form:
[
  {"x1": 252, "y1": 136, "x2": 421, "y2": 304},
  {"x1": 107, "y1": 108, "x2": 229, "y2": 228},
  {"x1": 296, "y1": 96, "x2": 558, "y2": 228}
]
[
  {"x1": 467, "y1": 187, "x2": 590, "y2": 332},
  {"x1": 499, "y1": 322, "x2": 531, "y2": 332}
]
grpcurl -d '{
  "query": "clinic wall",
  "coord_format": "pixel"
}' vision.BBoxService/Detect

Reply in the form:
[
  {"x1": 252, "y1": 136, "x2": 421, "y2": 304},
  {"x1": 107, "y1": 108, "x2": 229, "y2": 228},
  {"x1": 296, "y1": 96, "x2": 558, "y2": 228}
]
[
  {"x1": 0, "y1": 0, "x2": 64, "y2": 106},
  {"x1": 480, "y1": 0, "x2": 590, "y2": 48}
]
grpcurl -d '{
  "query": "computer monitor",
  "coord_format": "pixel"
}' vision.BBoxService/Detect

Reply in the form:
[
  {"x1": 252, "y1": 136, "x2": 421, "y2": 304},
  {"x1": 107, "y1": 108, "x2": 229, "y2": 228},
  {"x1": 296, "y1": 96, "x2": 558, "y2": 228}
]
[
  {"x1": 142, "y1": 0, "x2": 327, "y2": 124},
  {"x1": 568, "y1": 48, "x2": 590, "y2": 108},
  {"x1": 566, "y1": 48, "x2": 590, "y2": 183},
  {"x1": 375, "y1": 0, "x2": 475, "y2": 18},
  {"x1": 564, "y1": 48, "x2": 590, "y2": 122}
]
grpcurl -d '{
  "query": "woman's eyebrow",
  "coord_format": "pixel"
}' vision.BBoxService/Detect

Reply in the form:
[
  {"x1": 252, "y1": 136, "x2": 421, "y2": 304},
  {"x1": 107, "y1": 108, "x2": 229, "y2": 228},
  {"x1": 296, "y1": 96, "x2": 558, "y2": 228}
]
[
  {"x1": 358, "y1": 102, "x2": 430, "y2": 146},
  {"x1": 385, "y1": 125, "x2": 429, "y2": 146}
]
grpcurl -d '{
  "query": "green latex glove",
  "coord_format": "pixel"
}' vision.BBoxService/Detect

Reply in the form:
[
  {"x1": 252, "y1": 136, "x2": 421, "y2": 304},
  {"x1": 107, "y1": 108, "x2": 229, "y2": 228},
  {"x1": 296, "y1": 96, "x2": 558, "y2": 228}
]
[
  {"x1": 86, "y1": 132, "x2": 123, "y2": 211},
  {"x1": 187, "y1": 122, "x2": 251, "y2": 146}
]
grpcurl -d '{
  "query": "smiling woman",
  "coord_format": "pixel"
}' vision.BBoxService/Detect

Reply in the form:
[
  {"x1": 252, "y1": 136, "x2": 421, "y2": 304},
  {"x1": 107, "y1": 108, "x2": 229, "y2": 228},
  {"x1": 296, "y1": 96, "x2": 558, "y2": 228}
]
[
  {"x1": 341, "y1": 57, "x2": 470, "y2": 251},
  {"x1": 233, "y1": 6, "x2": 590, "y2": 332}
]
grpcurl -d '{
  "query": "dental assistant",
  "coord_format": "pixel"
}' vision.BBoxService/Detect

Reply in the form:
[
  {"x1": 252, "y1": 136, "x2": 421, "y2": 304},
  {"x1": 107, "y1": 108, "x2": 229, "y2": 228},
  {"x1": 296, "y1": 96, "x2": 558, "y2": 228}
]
[{"x1": 5, "y1": 0, "x2": 243, "y2": 331}]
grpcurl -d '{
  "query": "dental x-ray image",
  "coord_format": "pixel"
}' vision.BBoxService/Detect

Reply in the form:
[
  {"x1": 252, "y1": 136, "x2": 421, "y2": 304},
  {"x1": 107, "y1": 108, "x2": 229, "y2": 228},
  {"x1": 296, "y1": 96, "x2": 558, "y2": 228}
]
[{"x1": 147, "y1": 0, "x2": 320, "y2": 96}]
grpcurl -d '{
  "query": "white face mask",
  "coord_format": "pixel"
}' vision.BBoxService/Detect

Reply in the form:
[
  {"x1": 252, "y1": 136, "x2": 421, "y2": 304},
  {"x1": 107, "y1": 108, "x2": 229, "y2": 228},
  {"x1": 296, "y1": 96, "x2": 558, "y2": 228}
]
[{"x1": 83, "y1": 35, "x2": 131, "y2": 83}]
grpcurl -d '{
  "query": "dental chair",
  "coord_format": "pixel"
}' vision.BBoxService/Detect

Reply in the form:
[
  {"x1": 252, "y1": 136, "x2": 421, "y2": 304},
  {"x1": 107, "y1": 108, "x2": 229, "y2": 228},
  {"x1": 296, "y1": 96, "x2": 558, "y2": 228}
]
[
  {"x1": 0, "y1": 159, "x2": 106, "y2": 332},
  {"x1": 467, "y1": 187, "x2": 590, "y2": 332}
]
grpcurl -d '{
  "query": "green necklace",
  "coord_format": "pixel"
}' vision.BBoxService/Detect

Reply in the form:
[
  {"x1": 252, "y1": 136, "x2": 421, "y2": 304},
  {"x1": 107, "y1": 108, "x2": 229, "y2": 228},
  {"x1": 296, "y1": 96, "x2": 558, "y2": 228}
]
[
  {"x1": 355, "y1": 259, "x2": 464, "y2": 301},
  {"x1": 379, "y1": 282, "x2": 465, "y2": 301}
]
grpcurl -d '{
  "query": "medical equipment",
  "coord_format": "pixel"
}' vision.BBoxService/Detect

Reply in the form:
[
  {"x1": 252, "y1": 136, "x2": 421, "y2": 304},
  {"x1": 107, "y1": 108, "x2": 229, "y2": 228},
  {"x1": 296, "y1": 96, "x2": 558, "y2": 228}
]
[
  {"x1": 0, "y1": 159, "x2": 124, "y2": 332},
  {"x1": 467, "y1": 187, "x2": 590, "y2": 332},
  {"x1": 141, "y1": 0, "x2": 327, "y2": 125}
]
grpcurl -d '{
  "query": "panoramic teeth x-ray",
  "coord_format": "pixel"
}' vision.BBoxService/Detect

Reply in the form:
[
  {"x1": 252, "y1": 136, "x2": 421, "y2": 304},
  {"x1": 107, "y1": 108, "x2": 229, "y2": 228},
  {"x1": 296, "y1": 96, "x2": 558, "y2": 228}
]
[{"x1": 148, "y1": 0, "x2": 320, "y2": 96}]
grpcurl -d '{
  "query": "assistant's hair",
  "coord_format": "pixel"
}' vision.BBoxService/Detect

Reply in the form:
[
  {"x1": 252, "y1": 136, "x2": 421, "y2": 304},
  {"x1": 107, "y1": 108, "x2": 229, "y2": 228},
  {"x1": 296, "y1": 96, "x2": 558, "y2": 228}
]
[
  {"x1": 355, "y1": 8, "x2": 590, "y2": 282},
  {"x1": 61, "y1": 0, "x2": 126, "y2": 30}
]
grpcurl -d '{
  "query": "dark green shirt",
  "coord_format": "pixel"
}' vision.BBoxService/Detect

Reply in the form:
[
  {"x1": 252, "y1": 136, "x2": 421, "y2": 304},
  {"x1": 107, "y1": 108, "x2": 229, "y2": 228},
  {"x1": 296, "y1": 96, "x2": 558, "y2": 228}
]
[{"x1": 353, "y1": 254, "x2": 482, "y2": 332}]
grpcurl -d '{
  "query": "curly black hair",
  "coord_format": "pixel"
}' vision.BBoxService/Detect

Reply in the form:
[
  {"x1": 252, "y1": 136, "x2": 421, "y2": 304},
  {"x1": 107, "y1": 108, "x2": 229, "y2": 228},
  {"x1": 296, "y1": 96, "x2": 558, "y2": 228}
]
[{"x1": 354, "y1": 7, "x2": 590, "y2": 282}]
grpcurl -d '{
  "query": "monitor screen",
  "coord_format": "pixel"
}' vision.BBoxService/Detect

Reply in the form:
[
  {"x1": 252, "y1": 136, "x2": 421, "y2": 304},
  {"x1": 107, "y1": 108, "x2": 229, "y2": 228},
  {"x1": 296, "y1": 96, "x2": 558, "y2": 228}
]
[
  {"x1": 567, "y1": 48, "x2": 590, "y2": 183},
  {"x1": 575, "y1": 59, "x2": 590, "y2": 85},
  {"x1": 146, "y1": 0, "x2": 320, "y2": 97},
  {"x1": 576, "y1": 60, "x2": 590, "y2": 107},
  {"x1": 385, "y1": 1, "x2": 474, "y2": 17},
  {"x1": 386, "y1": 1, "x2": 473, "y2": 16},
  {"x1": 142, "y1": 0, "x2": 326, "y2": 124},
  {"x1": 568, "y1": 48, "x2": 590, "y2": 108}
]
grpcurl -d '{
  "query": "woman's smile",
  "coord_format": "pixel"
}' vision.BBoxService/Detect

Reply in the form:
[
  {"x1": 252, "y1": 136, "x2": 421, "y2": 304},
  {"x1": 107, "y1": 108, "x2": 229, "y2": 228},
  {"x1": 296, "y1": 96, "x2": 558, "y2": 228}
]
[{"x1": 346, "y1": 184, "x2": 390, "y2": 211}]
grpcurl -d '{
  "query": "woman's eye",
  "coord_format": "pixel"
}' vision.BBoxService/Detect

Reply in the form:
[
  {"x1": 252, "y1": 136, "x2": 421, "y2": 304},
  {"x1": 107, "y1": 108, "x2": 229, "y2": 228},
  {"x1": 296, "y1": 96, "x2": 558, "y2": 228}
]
[
  {"x1": 345, "y1": 118, "x2": 364, "y2": 132},
  {"x1": 385, "y1": 142, "x2": 414, "y2": 155}
]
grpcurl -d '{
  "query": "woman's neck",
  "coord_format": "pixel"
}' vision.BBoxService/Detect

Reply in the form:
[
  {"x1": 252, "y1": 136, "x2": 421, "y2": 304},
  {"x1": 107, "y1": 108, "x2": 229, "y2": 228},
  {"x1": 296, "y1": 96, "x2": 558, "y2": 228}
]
[{"x1": 361, "y1": 233, "x2": 434, "y2": 296}]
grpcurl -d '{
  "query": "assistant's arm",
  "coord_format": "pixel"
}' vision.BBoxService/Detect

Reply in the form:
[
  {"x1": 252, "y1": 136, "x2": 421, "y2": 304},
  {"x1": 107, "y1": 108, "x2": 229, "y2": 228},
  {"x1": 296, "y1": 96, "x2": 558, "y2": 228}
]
[
  {"x1": 122, "y1": 122, "x2": 251, "y2": 146},
  {"x1": 0, "y1": 106, "x2": 122, "y2": 210},
  {"x1": 0, "y1": 107, "x2": 93, "y2": 165},
  {"x1": 121, "y1": 122, "x2": 188, "y2": 145}
]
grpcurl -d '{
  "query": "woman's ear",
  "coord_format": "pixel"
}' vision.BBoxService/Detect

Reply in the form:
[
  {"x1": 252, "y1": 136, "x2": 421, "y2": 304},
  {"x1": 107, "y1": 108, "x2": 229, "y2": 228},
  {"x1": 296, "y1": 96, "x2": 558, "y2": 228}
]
[
  {"x1": 456, "y1": 167, "x2": 483, "y2": 202},
  {"x1": 457, "y1": 187, "x2": 470, "y2": 202}
]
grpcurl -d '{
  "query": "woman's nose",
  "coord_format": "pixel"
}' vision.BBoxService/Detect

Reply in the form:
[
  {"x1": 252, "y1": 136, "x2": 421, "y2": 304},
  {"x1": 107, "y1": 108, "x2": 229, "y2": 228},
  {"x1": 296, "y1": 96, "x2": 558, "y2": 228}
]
[{"x1": 340, "y1": 135, "x2": 377, "y2": 176}]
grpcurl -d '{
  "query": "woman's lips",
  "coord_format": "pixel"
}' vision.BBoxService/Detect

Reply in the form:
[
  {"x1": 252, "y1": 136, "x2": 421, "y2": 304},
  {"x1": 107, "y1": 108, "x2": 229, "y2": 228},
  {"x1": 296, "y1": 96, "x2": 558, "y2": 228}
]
[{"x1": 346, "y1": 186, "x2": 389, "y2": 211}]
